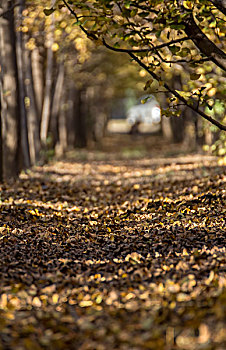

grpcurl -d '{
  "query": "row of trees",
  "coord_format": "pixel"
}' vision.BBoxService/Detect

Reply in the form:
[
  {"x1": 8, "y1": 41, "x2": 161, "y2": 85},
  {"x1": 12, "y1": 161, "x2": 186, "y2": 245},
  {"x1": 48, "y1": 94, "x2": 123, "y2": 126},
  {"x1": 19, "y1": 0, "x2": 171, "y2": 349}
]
[
  {"x1": 0, "y1": 0, "x2": 225, "y2": 180},
  {"x1": 0, "y1": 1, "x2": 143, "y2": 180}
]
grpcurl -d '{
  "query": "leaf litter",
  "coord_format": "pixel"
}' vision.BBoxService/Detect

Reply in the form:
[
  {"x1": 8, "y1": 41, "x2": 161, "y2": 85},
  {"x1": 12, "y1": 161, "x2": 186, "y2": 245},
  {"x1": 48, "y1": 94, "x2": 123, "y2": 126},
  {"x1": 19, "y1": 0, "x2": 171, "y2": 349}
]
[{"x1": 0, "y1": 136, "x2": 225, "y2": 350}]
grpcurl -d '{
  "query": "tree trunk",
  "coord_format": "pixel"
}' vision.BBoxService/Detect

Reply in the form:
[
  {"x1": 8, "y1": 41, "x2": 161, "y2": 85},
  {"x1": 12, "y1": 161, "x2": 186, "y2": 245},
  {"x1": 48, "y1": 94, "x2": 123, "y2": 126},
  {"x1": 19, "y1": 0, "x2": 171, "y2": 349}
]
[
  {"x1": 15, "y1": 0, "x2": 30, "y2": 168},
  {"x1": 170, "y1": 74, "x2": 185, "y2": 143},
  {"x1": 170, "y1": 115, "x2": 185, "y2": 143},
  {"x1": 66, "y1": 83, "x2": 76, "y2": 147},
  {"x1": 40, "y1": 4, "x2": 54, "y2": 144},
  {"x1": 0, "y1": 1, "x2": 21, "y2": 179},
  {"x1": 0, "y1": 97, "x2": 3, "y2": 182},
  {"x1": 25, "y1": 47, "x2": 41, "y2": 164},
  {"x1": 50, "y1": 61, "x2": 64, "y2": 147},
  {"x1": 0, "y1": 38, "x2": 5, "y2": 182},
  {"x1": 74, "y1": 89, "x2": 87, "y2": 148},
  {"x1": 55, "y1": 88, "x2": 67, "y2": 156},
  {"x1": 31, "y1": 47, "x2": 44, "y2": 121}
]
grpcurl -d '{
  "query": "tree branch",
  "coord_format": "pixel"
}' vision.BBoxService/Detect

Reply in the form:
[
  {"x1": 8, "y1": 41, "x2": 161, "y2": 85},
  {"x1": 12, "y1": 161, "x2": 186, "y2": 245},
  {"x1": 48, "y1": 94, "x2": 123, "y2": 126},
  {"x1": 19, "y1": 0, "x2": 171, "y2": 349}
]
[
  {"x1": 62, "y1": 0, "x2": 98, "y2": 40},
  {"x1": 62, "y1": 0, "x2": 226, "y2": 131},
  {"x1": 103, "y1": 39, "x2": 210, "y2": 64},
  {"x1": 128, "y1": 52, "x2": 226, "y2": 131},
  {"x1": 209, "y1": 0, "x2": 226, "y2": 15},
  {"x1": 103, "y1": 40, "x2": 225, "y2": 130},
  {"x1": 184, "y1": 12, "x2": 226, "y2": 71},
  {"x1": 104, "y1": 36, "x2": 191, "y2": 53}
]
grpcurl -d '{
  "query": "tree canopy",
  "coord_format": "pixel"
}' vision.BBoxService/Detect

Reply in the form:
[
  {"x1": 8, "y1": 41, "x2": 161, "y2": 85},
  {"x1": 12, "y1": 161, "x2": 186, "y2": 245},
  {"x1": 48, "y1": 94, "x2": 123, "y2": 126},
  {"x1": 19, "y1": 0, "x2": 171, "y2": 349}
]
[{"x1": 52, "y1": 0, "x2": 226, "y2": 130}]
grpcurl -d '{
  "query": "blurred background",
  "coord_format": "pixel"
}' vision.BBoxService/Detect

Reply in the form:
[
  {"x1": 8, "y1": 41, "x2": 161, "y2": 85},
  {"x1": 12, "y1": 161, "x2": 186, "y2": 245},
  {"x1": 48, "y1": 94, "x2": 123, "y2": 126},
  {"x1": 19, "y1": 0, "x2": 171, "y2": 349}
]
[{"x1": 0, "y1": 1, "x2": 225, "y2": 181}]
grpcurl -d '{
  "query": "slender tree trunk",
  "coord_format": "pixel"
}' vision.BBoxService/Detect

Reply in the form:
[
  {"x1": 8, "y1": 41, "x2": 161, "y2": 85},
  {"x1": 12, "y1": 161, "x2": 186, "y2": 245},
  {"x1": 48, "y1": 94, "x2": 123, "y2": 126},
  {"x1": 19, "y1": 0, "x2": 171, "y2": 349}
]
[
  {"x1": 50, "y1": 60, "x2": 64, "y2": 146},
  {"x1": 0, "y1": 97, "x2": 3, "y2": 182},
  {"x1": 74, "y1": 89, "x2": 87, "y2": 148},
  {"x1": 0, "y1": 1, "x2": 20, "y2": 179},
  {"x1": 40, "y1": 2, "x2": 55, "y2": 144},
  {"x1": 15, "y1": 0, "x2": 30, "y2": 168},
  {"x1": 159, "y1": 93, "x2": 173, "y2": 141},
  {"x1": 25, "y1": 47, "x2": 41, "y2": 164},
  {"x1": 31, "y1": 47, "x2": 43, "y2": 120},
  {"x1": 0, "y1": 39, "x2": 4, "y2": 182},
  {"x1": 40, "y1": 47, "x2": 53, "y2": 144},
  {"x1": 170, "y1": 74, "x2": 185, "y2": 143},
  {"x1": 194, "y1": 113, "x2": 204, "y2": 150},
  {"x1": 56, "y1": 88, "x2": 67, "y2": 155},
  {"x1": 66, "y1": 83, "x2": 76, "y2": 147}
]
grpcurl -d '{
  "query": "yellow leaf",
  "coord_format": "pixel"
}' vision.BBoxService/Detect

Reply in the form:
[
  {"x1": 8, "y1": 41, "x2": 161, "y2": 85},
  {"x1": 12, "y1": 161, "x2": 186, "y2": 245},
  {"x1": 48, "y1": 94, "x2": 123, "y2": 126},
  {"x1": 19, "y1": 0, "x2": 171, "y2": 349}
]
[
  {"x1": 52, "y1": 43, "x2": 59, "y2": 52},
  {"x1": 207, "y1": 88, "x2": 216, "y2": 97},
  {"x1": 32, "y1": 297, "x2": 41, "y2": 307},
  {"x1": 133, "y1": 184, "x2": 140, "y2": 190},
  {"x1": 183, "y1": 1, "x2": 192, "y2": 9},
  {"x1": 96, "y1": 295, "x2": 102, "y2": 304},
  {"x1": 52, "y1": 294, "x2": 59, "y2": 304},
  {"x1": 79, "y1": 300, "x2": 93, "y2": 307}
]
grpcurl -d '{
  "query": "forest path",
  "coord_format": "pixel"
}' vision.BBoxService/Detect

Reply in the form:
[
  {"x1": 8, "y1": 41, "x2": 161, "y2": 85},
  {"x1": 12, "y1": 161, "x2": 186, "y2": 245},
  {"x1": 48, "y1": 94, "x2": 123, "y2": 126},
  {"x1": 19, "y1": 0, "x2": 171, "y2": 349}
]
[{"x1": 0, "y1": 135, "x2": 225, "y2": 350}]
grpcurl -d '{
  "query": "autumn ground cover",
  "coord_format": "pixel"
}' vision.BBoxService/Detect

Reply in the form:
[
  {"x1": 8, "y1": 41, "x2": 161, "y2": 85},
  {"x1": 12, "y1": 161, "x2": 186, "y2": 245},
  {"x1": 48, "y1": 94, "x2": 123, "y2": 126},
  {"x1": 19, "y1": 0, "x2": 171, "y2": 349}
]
[{"x1": 0, "y1": 134, "x2": 225, "y2": 350}]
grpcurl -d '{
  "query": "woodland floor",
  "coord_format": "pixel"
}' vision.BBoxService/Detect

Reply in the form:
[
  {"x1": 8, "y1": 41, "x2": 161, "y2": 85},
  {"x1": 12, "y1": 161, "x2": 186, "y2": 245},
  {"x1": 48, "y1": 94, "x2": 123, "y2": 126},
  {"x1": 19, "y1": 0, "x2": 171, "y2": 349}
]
[{"x1": 0, "y1": 134, "x2": 225, "y2": 350}]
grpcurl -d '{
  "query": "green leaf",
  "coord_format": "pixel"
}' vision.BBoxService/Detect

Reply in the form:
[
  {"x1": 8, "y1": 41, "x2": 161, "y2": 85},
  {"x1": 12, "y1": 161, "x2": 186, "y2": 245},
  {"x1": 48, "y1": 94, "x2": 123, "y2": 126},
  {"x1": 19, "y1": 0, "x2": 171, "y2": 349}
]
[
  {"x1": 130, "y1": 9, "x2": 138, "y2": 17},
  {"x1": 144, "y1": 79, "x2": 154, "y2": 90},
  {"x1": 179, "y1": 48, "x2": 190, "y2": 57},
  {"x1": 73, "y1": 20, "x2": 82, "y2": 26},
  {"x1": 114, "y1": 42, "x2": 120, "y2": 48},
  {"x1": 44, "y1": 8, "x2": 55, "y2": 16},
  {"x1": 155, "y1": 29, "x2": 161, "y2": 38},
  {"x1": 141, "y1": 96, "x2": 152, "y2": 104},
  {"x1": 124, "y1": 1, "x2": 131, "y2": 9},
  {"x1": 190, "y1": 73, "x2": 201, "y2": 80},
  {"x1": 123, "y1": 34, "x2": 131, "y2": 41},
  {"x1": 170, "y1": 24, "x2": 185, "y2": 30},
  {"x1": 139, "y1": 11, "x2": 149, "y2": 18},
  {"x1": 169, "y1": 45, "x2": 180, "y2": 54}
]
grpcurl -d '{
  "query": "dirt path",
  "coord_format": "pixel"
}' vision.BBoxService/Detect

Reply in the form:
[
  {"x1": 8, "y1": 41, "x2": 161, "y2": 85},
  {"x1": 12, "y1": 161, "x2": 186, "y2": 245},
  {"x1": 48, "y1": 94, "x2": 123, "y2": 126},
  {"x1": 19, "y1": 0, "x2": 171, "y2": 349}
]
[{"x1": 0, "y1": 135, "x2": 225, "y2": 349}]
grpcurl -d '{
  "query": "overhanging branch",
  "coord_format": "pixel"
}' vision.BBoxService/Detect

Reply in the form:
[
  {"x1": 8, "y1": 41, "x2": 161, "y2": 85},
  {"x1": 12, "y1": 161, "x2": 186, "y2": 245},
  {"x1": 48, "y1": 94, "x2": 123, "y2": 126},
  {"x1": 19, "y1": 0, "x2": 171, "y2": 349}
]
[
  {"x1": 103, "y1": 37, "x2": 191, "y2": 53},
  {"x1": 128, "y1": 52, "x2": 226, "y2": 131},
  {"x1": 103, "y1": 39, "x2": 210, "y2": 64},
  {"x1": 62, "y1": 0, "x2": 226, "y2": 131},
  {"x1": 184, "y1": 12, "x2": 226, "y2": 71},
  {"x1": 103, "y1": 40, "x2": 226, "y2": 130}
]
